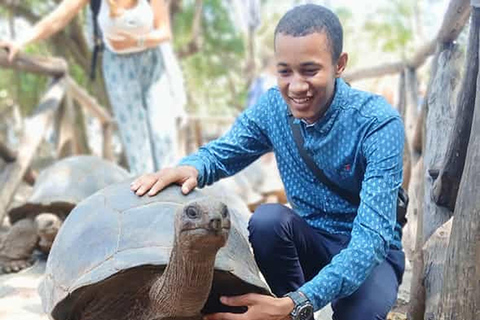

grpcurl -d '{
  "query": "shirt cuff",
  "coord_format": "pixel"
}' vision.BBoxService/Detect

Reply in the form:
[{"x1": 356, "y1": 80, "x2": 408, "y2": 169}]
[
  {"x1": 177, "y1": 158, "x2": 206, "y2": 188},
  {"x1": 299, "y1": 280, "x2": 329, "y2": 311}
]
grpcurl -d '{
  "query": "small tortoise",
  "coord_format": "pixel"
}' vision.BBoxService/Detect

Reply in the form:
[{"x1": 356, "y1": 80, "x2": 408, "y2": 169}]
[
  {"x1": 39, "y1": 182, "x2": 271, "y2": 320},
  {"x1": 0, "y1": 155, "x2": 130, "y2": 273}
]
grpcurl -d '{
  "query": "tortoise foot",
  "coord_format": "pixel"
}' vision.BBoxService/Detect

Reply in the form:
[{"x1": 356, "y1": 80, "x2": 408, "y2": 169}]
[{"x1": 0, "y1": 257, "x2": 35, "y2": 274}]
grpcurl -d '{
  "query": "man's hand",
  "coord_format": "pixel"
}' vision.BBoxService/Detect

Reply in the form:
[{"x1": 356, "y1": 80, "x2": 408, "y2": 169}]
[
  {"x1": 130, "y1": 166, "x2": 199, "y2": 196},
  {"x1": 203, "y1": 294, "x2": 294, "y2": 320}
]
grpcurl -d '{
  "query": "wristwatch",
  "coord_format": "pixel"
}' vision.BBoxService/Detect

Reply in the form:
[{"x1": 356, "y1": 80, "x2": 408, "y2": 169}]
[{"x1": 284, "y1": 291, "x2": 314, "y2": 320}]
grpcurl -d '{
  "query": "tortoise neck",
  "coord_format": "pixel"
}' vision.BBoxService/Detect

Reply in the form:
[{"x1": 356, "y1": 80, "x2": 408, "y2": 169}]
[{"x1": 149, "y1": 241, "x2": 218, "y2": 317}]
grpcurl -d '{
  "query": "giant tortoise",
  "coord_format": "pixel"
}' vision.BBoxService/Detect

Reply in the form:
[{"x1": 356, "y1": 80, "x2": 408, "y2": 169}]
[
  {"x1": 39, "y1": 182, "x2": 271, "y2": 320},
  {"x1": 0, "y1": 155, "x2": 130, "y2": 273}
]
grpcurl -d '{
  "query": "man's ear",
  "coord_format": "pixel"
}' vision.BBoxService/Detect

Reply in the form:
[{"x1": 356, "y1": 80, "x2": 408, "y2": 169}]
[{"x1": 335, "y1": 52, "x2": 348, "y2": 78}]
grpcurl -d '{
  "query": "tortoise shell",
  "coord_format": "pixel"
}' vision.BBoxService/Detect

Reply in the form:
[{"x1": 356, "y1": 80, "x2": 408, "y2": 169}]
[
  {"x1": 39, "y1": 182, "x2": 270, "y2": 319},
  {"x1": 8, "y1": 155, "x2": 130, "y2": 223}
]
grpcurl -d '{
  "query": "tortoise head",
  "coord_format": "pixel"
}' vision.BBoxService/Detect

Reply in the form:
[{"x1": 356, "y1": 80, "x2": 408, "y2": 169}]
[
  {"x1": 34, "y1": 213, "x2": 63, "y2": 254},
  {"x1": 174, "y1": 198, "x2": 231, "y2": 254}
]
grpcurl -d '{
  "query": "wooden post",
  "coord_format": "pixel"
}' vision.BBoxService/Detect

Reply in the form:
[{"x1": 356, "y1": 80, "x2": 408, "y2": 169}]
[
  {"x1": 66, "y1": 77, "x2": 115, "y2": 160},
  {"x1": 102, "y1": 122, "x2": 115, "y2": 161},
  {"x1": 0, "y1": 78, "x2": 67, "y2": 224},
  {"x1": 56, "y1": 91, "x2": 79, "y2": 158},
  {"x1": 0, "y1": 140, "x2": 36, "y2": 185},
  {"x1": 407, "y1": 157, "x2": 427, "y2": 320}
]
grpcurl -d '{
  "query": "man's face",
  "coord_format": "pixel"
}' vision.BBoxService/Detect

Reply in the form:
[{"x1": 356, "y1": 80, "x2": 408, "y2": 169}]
[{"x1": 275, "y1": 32, "x2": 347, "y2": 123}]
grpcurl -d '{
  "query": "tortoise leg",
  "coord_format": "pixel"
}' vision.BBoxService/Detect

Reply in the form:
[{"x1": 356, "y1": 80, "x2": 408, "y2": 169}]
[
  {"x1": 35, "y1": 213, "x2": 63, "y2": 254},
  {"x1": 0, "y1": 218, "x2": 39, "y2": 274}
]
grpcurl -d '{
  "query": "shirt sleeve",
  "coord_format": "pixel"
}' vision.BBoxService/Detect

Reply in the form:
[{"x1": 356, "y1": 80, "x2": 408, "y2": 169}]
[
  {"x1": 299, "y1": 116, "x2": 405, "y2": 310},
  {"x1": 178, "y1": 94, "x2": 273, "y2": 187}
]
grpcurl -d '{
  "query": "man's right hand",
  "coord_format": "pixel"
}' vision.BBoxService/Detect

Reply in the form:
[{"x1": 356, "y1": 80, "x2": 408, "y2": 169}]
[{"x1": 130, "y1": 165, "x2": 199, "y2": 197}]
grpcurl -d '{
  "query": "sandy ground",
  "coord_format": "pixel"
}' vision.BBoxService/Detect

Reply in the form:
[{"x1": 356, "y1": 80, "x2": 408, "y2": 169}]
[{"x1": 0, "y1": 260, "x2": 48, "y2": 320}]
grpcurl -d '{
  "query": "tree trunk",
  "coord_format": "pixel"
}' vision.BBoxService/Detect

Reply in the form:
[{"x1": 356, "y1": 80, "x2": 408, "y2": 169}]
[
  {"x1": 423, "y1": 42, "x2": 461, "y2": 243},
  {"x1": 432, "y1": 8, "x2": 480, "y2": 211},
  {"x1": 436, "y1": 36, "x2": 480, "y2": 317},
  {"x1": 404, "y1": 68, "x2": 420, "y2": 165},
  {"x1": 422, "y1": 218, "x2": 453, "y2": 319},
  {"x1": 56, "y1": 92, "x2": 79, "y2": 158},
  {"x1": 397, "y1": 71, "x2": 412, "y2": 190}
]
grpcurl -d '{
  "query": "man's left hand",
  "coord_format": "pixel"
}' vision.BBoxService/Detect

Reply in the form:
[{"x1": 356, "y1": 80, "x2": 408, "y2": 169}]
[{"x1": 203, "y1": 293, "x2": 294, "y2": 320}]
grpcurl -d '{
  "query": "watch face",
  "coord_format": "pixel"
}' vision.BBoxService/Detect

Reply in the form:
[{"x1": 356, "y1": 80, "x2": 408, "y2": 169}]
[{"x1": 298, "y1": 304, "x2": 314, "y2": 320}]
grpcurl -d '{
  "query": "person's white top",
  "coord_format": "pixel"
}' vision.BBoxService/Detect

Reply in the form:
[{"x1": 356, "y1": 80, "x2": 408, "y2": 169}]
[{"x1": 97, "y1": 0, "x2": 154, "y2": 54}]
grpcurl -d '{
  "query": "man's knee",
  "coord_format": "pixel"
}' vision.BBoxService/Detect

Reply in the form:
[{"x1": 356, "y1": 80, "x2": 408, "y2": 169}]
[
  {"x1": 332, "y1": 297, "x2": 395, "y2": 320},
  {"x1": 248, "y1": 203, "x2": 295, "y2": 238},
  {"x1": 332, "y1": 267, "x2": 399, "y2": 320}
]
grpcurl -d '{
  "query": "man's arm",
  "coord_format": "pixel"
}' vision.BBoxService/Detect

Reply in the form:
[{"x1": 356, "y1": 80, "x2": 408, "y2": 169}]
[
  {"x1": 178, "y1": 108, "x2": 272, "y2": 188},
  {"x1": 299, "y1": 116, "x2": 405, "y2": 310},
  {"x1": 132, "y1": 93, "x2": 273, "y2": 196}
]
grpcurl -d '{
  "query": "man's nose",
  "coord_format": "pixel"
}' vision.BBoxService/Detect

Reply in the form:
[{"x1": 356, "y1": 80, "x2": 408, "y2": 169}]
[{"x1": 289, "y1": 74, "x2": 308, "y2": 93}]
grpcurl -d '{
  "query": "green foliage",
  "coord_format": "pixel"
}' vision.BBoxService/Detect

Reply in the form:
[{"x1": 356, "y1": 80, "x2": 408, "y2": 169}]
[
  {"x1": 363, "y1": 0, "x2": 414, "y2": 55},
  {"x1": 173, "y1": 0, "x2": 246, "y2": 115}
]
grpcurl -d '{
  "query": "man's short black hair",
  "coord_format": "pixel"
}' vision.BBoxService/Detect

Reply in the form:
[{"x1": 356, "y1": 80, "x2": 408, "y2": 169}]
[{"x1": 274, "y1": 4, "x2": 343, "y2": 62}]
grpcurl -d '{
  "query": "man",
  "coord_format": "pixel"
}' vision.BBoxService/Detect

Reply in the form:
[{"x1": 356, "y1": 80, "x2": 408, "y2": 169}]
[{"x1": 131, "y1": 4, "x2": 405, "y2": 320}]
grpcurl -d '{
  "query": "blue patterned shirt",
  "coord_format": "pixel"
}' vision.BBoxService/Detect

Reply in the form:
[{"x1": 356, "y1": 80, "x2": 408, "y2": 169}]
[{"x1": 179, "y1": 78, "x2": 404, "y2": 311}]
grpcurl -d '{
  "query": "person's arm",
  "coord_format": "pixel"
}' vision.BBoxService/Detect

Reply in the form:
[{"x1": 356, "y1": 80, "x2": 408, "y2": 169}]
[
  {"x1": 0, "y1": 0, "x2": 89, "y2": 61},
  {"x1": 298, "y1": 116, "x2": 405, "y2": 311},
  {"x1": 145, "y1": 0, "x2": 172, "y2": 47}
]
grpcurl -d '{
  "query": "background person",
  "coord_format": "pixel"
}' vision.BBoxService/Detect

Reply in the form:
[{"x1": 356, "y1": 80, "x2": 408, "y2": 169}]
[{"x1": 0, "y1": 0, "x2": 185, "y2": 175}]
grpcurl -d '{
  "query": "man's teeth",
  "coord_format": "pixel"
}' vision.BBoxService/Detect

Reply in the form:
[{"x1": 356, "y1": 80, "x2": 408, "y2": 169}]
[{"x1": 292, "y1": 97, "x2": 312, "y2": 103}]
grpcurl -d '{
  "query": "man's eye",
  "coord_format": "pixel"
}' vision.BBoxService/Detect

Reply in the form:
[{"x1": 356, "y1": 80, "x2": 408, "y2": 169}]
[
  {"x1": 277, "y1": 69, "x2": 290, "y2": 76},
  {"x1": 303, "y1": 69, "x2": 318, "y2": 76}
]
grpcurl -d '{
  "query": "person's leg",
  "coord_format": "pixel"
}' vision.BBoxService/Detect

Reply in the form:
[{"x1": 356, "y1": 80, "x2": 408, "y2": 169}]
[
  {"x1": 102, "y1": 49, "x2": 155, "y2": 175},
  {"x1": 142, "y1": 47, "x2": 179, "y2": 170},
  {"x1": 248, "y1": 203, "x2": 343, "y2": 296},
  {"x1": 331, "y1": 249, "x2": 405, "y2": 320}
]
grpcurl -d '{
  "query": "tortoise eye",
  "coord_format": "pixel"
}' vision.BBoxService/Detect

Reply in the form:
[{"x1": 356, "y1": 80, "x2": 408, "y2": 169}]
[{"x1": 185, "y1": 206, "x2": 200, "y2": 219}]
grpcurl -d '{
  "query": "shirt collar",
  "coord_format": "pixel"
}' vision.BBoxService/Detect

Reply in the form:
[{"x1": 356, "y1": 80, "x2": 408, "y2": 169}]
[{"x1": 287, "y1": 78, "x2": 349, "y2": 134}]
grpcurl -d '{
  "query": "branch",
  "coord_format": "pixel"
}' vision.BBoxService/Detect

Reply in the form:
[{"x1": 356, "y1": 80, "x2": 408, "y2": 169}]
[
  {"x1": 1, "y1": 0, "x2": 90, "y2": 71},
  {"x1": 0, "y1": 50, "x2": 68, "y2": 76},
  {"x1": 66, "y1": 76, "x2": 113, "y2": 124},
  {"x1": 0, "y1": 0, "x2": 39, "y2": 23},
  {"x1": 177, "y1": 0, "x2": 203, "y2": 58},
  {"x1": 343, "y1": 0, "x2": 471, "y2": 82}
]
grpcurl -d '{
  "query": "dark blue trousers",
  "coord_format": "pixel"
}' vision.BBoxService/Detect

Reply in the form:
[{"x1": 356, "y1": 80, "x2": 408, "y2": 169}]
[{"x1": 248, "y1": 204, "x2": 405, "y2": 320}]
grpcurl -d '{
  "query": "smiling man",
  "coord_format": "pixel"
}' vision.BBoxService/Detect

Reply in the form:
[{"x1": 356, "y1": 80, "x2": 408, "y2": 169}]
[{"x1": 131, "y1": 4, "x2": 405, "y2": 320}]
